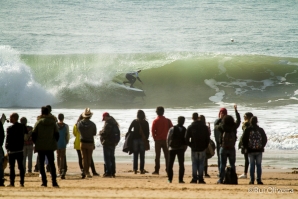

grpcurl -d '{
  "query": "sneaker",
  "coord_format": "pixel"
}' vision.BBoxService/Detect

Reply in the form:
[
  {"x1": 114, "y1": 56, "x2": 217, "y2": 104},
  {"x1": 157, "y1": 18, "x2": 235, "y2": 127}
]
[
  {"x1": 87, "y1": 173, "x2": 92, "y2": 178},
  {"x1": 41, "y1": 184, "x2": 47, "y2": 187},
  {"x1": 168, "y1": 180, "x2": 172, "y2": 183},
  {"x1": 152, "y1": 171, "x2": 159, "y2": 175},
  {"x1": 102, "y1": 173, "x2": 112, "y2": 178},
  {"x1": 93, "y1": 172, "x2": 100, "y2": 176},
  {"x1": 60, "y1": 175, "x2": 65, "y2": 179},
  {"x1": 6, "y1": 184, "x2": 14, "y2": 187},
  {"x1": 20, "y1": 184, "x2": 24, "y2": 187},
  {"x1": 249, "y1": 181, "x2": 254, "y2": 184},
  {"x1": 140, "y1": 170, "x2": 146, "y2": 174},
  {"x1": 257, "y1": 181, "x2": 264, "y2": 185},
  {"x1": 217, "y1": 180, "x2": 223, "y2": 184},
  {"x1": 134, "y1": 170, "x2": 137, "y2": 174},
  {"x1": 53, "y1": 183, "x2": 59, "y2": 188},
  {"x1": 205, "y1": 174, "x2": 211, "y2": 178},
  {"x1": 111, "y1": 174, "x2": 116, "y2": 178},
  {"x1": 190, "y1": 180, "x2": 197, "y2": 184},
  {"x1": 198, "y1": 180, "x2": 206, "y2": 184},
  {"x1": 179, "y1": 181, "x2": 185, "y2": 184},
  {"x1": 81, "y1": 174, "x2": 86, "y2": 179},
  {"x1": 238, "y1": 173, "x2": 247, "y2": 179}
]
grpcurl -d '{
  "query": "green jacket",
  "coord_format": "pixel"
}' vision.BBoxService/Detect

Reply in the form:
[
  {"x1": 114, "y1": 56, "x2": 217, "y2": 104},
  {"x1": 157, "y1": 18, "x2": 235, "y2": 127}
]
[{"x1": 32, "y1": 116, "x2": 59, "y2": 151}]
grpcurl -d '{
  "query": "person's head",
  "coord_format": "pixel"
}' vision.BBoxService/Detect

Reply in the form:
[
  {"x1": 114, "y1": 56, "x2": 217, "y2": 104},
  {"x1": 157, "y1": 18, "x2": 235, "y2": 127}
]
[
  {"x1": 102, "y1": 112, "x2": 110, "y2": 121},
  {"x1": 41, "y1": 106, "x2": 49, "y2": 116},
  {"x1": 200, "y1": 115, "x2": 206, "y2": 124},
  {"x1": 244, "y1": 112, "x2": 253, "y2": 122},
  {"x1": 192, "y1": 112, "x2": 199, "y2": 121},
  {"x1": 10, "y1": 113, "x2": 19, "y2": 124},
  {"x1": 250, "y1": 116, "x2": 258, "y2": 126},
  {"x1": 177, "y1": 116, "x2": 185, "y2": 126},
  {"x1": 58, "y1": 113, "x2": 64, "y2": 122},
  {"x1": 46, "y1": 105, "x2": 52, "y2": 113},
  {"x1": 137, "y1": 110, "x2": 146, "y2": 120},
  {"x1": 156, "y1": 106, "x2": 164, "y2": 116},
  {"x1": 20, "y1": 117, "x2": 27, "y2": 125},
  {"x1": 76, "y1": 114, "x2": 83, "y2": 124},
  {"x1": 222, "y1": 115, "x2": 235, "y2": 127},
  {"x1": 219, "y1": 108, "x2": 227, "y2": 119},
  {"x1": 82, "y1": 108, "x2": 93, "y2": 119}
]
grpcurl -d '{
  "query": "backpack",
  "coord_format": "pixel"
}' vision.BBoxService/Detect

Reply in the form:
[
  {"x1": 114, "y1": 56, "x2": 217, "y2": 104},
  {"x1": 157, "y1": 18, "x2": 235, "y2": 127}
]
[
  {"x1": 223, "y1": 166, "x2": 238, "y2": 184},
  {"x1": 168, "y1": 126, "x2": 186, "y2": 148},
  {"x1": 112, "y1": 124, "x2": 121, "y2": 145},
  {"x1": 221, "y1": 131, "x2": 236, "y2": 149},
  {"x1": 248, "y1": 130, "x2": 262, "y2": 150},
  {"x1": 206, "y1": 139, "x2": 216, "y2": 159}
]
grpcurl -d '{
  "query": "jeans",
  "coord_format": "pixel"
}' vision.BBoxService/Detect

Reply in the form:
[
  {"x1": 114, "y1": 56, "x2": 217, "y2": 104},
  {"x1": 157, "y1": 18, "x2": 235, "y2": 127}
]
[
  {"x1": 133, "y1": 139, "x2": 145, "y2": 171},
  {"x1": 103, "y1": 145, "x2": 116, "y2": 175},
  {"x1": 219, "y1": 147, "x2": 236, "y2": 182},
  {"x1": 23, "y1": 145, "x2": 33, "y2": 172},
  {"x1": 154, "y1": 140, "x2": 168, "y2": 172},
  {"x1": 38, "y1": 150, "x2": 57, "y2": 186},
  {"x1": 76, "y1": 150, "x2": 97, "y2": 173},
  {"x1": 191, "y1": 150, "x2": 206, "y2": 181},
  {"x1": 80, "y1": 142, "x2": 94, "y2": 175},
  {"x1": 167, "y1": 149, "x2": 185, "y2": 182},
  {"x1": 56, "y1": 148, "x2": 66, "y2": 174},
  {"x1": 216, "y1": 141, "x2": 220, "y2": 172},
  {"x1": 0, "y1": 148, "x2": 3, "y2": 185},
  {"x1": 8, "y1": 152, "x2": 25, "y2": 185},
  {"x1": 248, "y1": 152, "x2": 263, "y2": 183},
  {"x1": 244, "y1": 153, "x2": 249, "y2": 174}
]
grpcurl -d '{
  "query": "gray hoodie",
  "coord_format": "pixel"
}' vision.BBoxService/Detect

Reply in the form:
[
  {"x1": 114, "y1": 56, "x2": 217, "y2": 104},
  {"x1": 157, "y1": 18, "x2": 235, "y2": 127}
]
[{"x1": 77, "y1": 119, "x2": 96, "y2": 143}]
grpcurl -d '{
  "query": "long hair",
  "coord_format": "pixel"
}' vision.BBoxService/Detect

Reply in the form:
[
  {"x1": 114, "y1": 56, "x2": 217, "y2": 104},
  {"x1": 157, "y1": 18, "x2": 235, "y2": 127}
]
[{"x1": 137, "y1": 110, "x2": 146, "y2": 120}]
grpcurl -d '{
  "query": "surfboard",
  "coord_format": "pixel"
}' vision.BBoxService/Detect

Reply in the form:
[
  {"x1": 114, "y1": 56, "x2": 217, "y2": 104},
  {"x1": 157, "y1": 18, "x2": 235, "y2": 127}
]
[{"x1": 115, "y1": 81, "x2": 144, "y2": 92}]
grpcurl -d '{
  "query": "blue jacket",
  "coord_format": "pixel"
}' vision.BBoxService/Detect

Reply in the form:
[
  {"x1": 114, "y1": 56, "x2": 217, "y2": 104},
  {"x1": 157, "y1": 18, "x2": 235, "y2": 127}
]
[{"x1": 57, "y1": 123, "x2": 69, "y2": 149}]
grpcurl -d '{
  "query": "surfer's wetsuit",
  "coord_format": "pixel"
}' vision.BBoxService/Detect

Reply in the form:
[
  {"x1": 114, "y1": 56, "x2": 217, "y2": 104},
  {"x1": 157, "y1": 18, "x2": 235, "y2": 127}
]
[{"x1": 124, "y1": 72, "x2": 142, "y2": 88}]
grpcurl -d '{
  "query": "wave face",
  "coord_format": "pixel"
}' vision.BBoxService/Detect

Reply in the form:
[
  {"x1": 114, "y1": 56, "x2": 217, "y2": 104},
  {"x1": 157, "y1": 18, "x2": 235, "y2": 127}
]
[{"x1": 1, "y1": 47, "x2": 298, "y2": 108}]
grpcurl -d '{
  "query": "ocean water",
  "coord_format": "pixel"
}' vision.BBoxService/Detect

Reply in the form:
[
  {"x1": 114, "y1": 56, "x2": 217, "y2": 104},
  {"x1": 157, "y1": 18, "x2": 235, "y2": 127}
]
[{"x1": 0, "y1": 0, "x2": 298, "y2": 158}]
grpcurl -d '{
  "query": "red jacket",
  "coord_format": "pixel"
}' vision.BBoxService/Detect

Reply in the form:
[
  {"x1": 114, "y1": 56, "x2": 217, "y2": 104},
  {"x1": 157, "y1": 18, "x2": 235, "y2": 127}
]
[{"x1": 151, "y1": 116, "x2": 173, "y2": 141}]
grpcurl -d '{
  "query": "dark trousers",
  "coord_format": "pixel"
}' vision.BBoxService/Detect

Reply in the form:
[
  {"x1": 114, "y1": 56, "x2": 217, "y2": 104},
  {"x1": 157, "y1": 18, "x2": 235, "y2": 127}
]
[
  {"x1": 76, "y1": 150, "x2": 97, "y2": 173},
  {"x1": 133, "y1": 139, "x2": 145, "y2": 171},
  {"x1": 244, "y1": 153, "x2": 249, "y2": 174},
  {"x1": 38, "y1": 150, "x2": 57, "y2": 186},
  {"x1": 154, "y1": 140, "x2": 168, "y2": 172},
  {"x1": 103, "y1": 145, "x2": 116, "y2": 175},
  {"x1": 8, "y1": 152, "x2": 25, "y2": 185},
  {"x1": 216, "y1": 141, "x2": 220, "y2": 172},
  {"x1": 167, "y1": 149, "x2": 185, "y2": 182}
]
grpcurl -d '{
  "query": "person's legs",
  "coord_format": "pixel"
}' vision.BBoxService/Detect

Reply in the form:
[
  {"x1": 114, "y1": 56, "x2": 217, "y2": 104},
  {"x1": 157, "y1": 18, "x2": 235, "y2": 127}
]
[
  {"x1": 38, "y1": 151, "x2": 47, "y2": 186},
  {"x1": 255, "y1": 152, "x2": 263, "y2": 183},
  {"x1": 161, "y1": 140, "x2": 169, "y2": 172},
  {"x1": 139, "y1": 139, "x2": 145, "y2": 171},
  {"x1": 244, "y1": 153, "x2": 249, "y2": 174},
  {"x1": 56, "y1": 149, "x2": 61, "y2": 174},
  {"x1": 167, "y1": 150, "x2": 176, "y2": 182},
  {"x1": 103, "y1": 145, "x2": 112, "y2": 175},
  {"x1": 23, "y1": 146, "x2": 28, "y2": 172},
  {"x1": 16, "y1": 152, "x2": 25, "y2": 185},
  {"x1": 198, "y1": 151, "x2": 206, "y2": 182},
  {"x1": 111, "y1": 146, "x2": 116, "y2": 176},
  {"x1": 45, "y1": 151, "x2": 58, "y2": 186},
  {"x1": 80, "y1": 143, "x2": 88, "y2": 176},
  {"x1": 8, "y1": 153, "x2": 16, "y2": 186},
  {"x1": 219, "y1": 147, "x2": 227, "y2": 183},
  {"x1": 248, "y1": 153, "x2": 256, "y2": 183},
  {"x1": 228, "y1": 149, "x2": 236, "y2": 171},
  {"x1": 0, "y1": 149, "x2": 4, "y2": 186},
  {"x1": 34, "y1": 155, "x2": 40, "y2": 172},
  {"x1": 86, "y1": 144, "x2": 94, "y2": 176},
  {"x1": 76, "y1": 150, "x2": 83, "y2": 170},
  {"x1": 60, "y1": 149, "x2": 66, "y2": 177},
  {"x1": 177, "y1": 149, "x2": 185, "y2": 182},
  {"x1": 154, "y1": 140, "x2": 162, "y2": 173},
  {"x1": 90, "y1": 157, "x2": 98, "y2": 174},
  {"x1": 216, "y1": 142, "x2": 220, "y2": 173},
  {"x1": 27, "y1": 145, "x2": 33, "y2": 172},
  {"x1": 191, "y1": 151, "x2": 199, "y2": 182},
  {"x1": 133, "y1": 139, "x2": 140, "y2": 171}
]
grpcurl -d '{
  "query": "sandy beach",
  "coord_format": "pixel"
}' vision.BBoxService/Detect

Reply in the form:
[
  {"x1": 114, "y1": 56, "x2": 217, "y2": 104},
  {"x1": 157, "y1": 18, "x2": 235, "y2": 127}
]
[{"x1": 1, "y1": 162, "x2": 297, "y2": 199}]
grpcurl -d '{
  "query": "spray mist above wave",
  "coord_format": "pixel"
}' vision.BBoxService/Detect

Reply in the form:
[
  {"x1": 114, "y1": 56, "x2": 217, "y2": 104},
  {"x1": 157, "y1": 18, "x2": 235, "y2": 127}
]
[{"x1": 0, "y1": 46, "x2": 56, "y2": 107}]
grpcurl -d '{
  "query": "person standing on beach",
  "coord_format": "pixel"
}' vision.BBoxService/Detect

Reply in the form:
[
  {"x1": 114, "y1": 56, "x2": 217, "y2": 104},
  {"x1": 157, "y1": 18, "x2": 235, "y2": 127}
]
[
  {"x1": 186, "y1": 113, "x2": 210, "y2": 184},
  {"x1": 5, "y1": 113, "x2": 26, "y2": 187},
  {"x1": 127, "y1": 110, "x2": 150, "y2": 174},
  {"x1": 214, "y1": 108, "x2": 228, "y2": 175},
  {"x1": 56, "y1": 113, "x2": 70, "y2": 179},
  {"x1": 151, "y1": 106, "x2": 173, "y2": 175},
  {"x1": 242, "y1": 116, "x2": 267, "y2": 185},
  {"x1": 77, "y1": 108, "x2": 96, "y2": 178},
  {"x1": 215, "y1": 105, "x2": 241, "y2": 184},
  {"x1": 32, "y1": 107, "x2": 59, "y2": 187},
  {"x1": 21, "y1": 117, "x2": 34, "y2": 174},
  {"x1": 238, "y1": 112, "x2": 254, "y2": 179},
  {"x1": 73, "y1": 114, "x2": 99, "y2": 177},
  {"x1": 123, "y1": 70, "x2": 143, "y2": 88},
  {"x1": 0, "y1": 117, "x2": 5, "y2": 186},
  {"x1": 100, "y1": 112, "x2": 120, "y2": 178},
  {"x1": 167, "y1": 116, "x2": 187, "y2": 183}
]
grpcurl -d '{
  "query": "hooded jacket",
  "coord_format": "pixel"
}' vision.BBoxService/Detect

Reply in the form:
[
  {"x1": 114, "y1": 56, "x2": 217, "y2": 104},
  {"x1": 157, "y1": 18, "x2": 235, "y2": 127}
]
[
  {"x1": 32, "y1": 116, "x2": 59, "y2": 151},
  {"x1": 77, "y1": 119, "x2": 96, "y2": 144},
  {"x1": 73, "y1": 124, "x2": 81, "y2": 150},
  {"x1": 185, "y1": 120, "x2": 210, "y2": 152},
  {"x1": 242, "y1": 125, "x2": 267, "y2": 153},
  {"x1": 57, "y1": 123, "x2": 70, "y2": 149},
  {"x1": 99, "y1": 117, "x2": 118, "y2": 146}
]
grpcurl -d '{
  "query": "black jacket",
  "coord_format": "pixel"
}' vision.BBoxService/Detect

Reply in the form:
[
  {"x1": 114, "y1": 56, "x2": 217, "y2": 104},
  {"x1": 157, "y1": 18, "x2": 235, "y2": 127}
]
[
  {"x1": 5, "y1": 122, "x2": 26, "y2": 153},
  {"x1": 215, "y1": 110, "x2": 241, "y2": 148},
  {"x1": 128, "y1": 119, "x2": 149, "y2": 140},
  {"x1": 122, "y1": 131, "x2": 134, "y2": 155},
  {"x1": 242, "y1": 125, "x2": 267, "y2": 153},
  {"x1": 185, "y1": 120, "x2": 210, "y2": 152},
  {"x1": 99, "y1": 117, "x2": 118, "y2": 146},
  {"x1": 0, "y1": 124, "x2": 4, "y2": 148}
]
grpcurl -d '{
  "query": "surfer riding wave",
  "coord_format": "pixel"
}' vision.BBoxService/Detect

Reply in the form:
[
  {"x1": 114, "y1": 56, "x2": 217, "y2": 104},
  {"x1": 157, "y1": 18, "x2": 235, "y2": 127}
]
[{"x1": 123, "y1": 70, "x2": 143, "y2": 88}]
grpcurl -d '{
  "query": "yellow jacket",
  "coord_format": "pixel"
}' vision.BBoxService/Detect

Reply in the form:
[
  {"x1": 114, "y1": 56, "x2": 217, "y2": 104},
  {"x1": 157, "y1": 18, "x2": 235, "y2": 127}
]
[{"x1": 73, "y1": 124, "x2": 81, "y2": 150}]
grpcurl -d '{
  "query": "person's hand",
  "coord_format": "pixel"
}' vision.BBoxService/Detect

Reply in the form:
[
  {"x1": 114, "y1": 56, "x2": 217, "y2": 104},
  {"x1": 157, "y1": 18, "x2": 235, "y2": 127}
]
[{"x1": 234, "y1": 104, "x2": 237, "y2": 110}]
